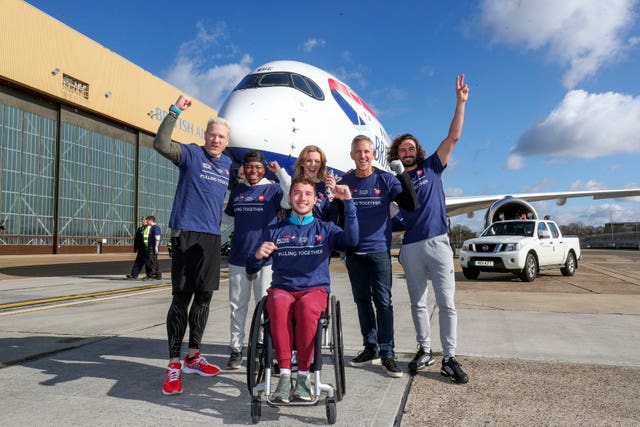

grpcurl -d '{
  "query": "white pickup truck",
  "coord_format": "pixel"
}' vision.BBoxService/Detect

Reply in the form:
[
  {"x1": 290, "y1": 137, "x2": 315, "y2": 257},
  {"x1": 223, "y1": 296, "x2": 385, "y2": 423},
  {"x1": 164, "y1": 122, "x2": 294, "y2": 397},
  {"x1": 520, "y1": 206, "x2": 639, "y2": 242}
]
[{"x1": 459, "y1": 219, "x2": 581, "y2": 282}]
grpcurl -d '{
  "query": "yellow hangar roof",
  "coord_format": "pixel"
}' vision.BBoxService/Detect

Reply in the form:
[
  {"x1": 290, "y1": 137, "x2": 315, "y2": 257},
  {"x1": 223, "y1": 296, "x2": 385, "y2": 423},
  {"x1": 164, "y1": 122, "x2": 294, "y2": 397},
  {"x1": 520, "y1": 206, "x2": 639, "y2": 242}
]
[{"x1": 0, "y1": 0, "x2": 217, "y2": 144}]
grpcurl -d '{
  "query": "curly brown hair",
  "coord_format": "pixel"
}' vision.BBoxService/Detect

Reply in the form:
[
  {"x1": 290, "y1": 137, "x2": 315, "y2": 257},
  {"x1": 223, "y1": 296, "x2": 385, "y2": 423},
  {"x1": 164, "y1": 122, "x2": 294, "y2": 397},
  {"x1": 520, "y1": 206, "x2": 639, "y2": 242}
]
[{"x1": 387, "y1": 133, "x2": 427, "y2": 164}]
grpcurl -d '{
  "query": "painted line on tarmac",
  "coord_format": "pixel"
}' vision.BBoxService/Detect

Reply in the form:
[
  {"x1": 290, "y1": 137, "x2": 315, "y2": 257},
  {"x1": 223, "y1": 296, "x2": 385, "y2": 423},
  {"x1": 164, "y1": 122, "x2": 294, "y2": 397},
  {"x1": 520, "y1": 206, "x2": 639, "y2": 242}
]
[
  {"x1": 579, "y1": 261, "x2": 640, "y2": 286},
  {"x1": 0, "y1": 288, "x2": 169, "y2": 317},
  {"x1": 0, "y1": 283, "x2": 170, "y2": 311}
]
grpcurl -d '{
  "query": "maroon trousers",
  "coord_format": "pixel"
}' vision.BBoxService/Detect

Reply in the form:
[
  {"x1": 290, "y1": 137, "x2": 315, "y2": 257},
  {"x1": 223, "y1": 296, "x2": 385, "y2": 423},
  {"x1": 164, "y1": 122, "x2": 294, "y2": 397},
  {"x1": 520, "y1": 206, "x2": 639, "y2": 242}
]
[{"x1": 266, "y1": 287, "x2": 328, "y2": 372}]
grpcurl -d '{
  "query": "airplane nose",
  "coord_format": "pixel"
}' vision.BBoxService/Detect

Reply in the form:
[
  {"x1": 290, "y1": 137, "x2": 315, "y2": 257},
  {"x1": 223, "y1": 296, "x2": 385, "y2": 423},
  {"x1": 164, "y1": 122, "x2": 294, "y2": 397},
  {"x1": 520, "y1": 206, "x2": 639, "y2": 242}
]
[{"x1": 220, "y1": 94, "x2": 269, "y2": 149}]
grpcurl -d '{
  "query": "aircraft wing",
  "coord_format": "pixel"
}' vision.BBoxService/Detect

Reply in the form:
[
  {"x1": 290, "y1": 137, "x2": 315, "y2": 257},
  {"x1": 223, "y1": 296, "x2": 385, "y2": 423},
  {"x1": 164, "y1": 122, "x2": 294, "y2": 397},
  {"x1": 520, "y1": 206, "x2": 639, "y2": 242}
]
[{"x1": 446, "y1": 188, "x2": 640, "y2": 218}]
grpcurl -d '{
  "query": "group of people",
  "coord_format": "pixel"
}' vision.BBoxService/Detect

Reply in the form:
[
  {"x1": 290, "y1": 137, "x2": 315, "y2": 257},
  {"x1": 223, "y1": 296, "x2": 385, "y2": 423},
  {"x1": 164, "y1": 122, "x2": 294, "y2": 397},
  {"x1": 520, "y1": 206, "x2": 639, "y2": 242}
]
[
  {"x1": 126, "y1": 215, "x2": 162, "y2": 280},
  {"x1": 153, "y1": 74, "x2": 470, "y2": 399}
]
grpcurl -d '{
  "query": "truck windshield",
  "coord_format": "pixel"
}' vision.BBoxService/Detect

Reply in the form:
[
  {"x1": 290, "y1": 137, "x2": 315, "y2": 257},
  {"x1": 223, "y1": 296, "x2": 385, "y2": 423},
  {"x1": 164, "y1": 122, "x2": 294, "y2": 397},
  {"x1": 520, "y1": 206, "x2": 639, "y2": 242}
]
[{"x1": 481, "y1": 221, "x2": 534, "y2": 237}]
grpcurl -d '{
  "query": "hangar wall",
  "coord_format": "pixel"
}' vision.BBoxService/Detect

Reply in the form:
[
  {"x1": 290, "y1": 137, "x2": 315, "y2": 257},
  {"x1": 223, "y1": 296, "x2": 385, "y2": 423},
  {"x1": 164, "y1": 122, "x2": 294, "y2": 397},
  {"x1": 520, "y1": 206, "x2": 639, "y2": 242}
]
[{"x1": 0, "y1": 1, "x2": 219, "y2": 254}]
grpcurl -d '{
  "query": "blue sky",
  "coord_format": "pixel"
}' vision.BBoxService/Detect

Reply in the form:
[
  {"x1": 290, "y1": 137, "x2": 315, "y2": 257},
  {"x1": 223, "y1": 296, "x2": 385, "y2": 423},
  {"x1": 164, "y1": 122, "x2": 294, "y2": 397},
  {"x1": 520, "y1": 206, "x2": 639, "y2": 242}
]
[{"x1": 28, "y1": 0, "x2": 640, "y2": 231}]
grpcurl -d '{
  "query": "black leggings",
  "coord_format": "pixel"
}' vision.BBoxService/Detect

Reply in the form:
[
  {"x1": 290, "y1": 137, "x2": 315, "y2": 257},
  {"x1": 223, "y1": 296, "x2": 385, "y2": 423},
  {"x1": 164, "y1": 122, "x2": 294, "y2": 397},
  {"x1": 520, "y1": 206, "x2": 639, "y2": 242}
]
[{"x1": 166, "y1": 291, "x2": 213, "y2": 359}]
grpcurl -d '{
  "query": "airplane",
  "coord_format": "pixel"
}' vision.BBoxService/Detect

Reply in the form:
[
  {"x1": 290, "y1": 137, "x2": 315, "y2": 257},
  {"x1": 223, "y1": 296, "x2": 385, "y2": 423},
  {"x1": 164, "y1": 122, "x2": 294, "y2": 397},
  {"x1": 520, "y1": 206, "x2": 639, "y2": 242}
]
[
  {"x1": 219, "y1": 60, "x2": 391, "y2": 175},
  {"x1": 219, "y1": 60, "x2": 640, "y2": 229}
]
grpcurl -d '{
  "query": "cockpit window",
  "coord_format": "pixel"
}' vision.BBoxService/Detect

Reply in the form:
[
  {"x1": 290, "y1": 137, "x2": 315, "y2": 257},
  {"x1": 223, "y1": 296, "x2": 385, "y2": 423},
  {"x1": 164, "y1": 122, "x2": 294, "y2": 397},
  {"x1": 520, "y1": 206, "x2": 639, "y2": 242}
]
[
  {"x1": 258, "y1": 73, "x2": 290, "y2": 87},
  {"x1": 232, "y1": 72, "x2": 324, "y2": 100},
  {"x1": 234, "y1": 74, "x2": 260, "y2": 90},
  {"x1": 291, "y1": 74, "x2": 312, "y2": 96},
  {"x1": 306, "y1": 78, "x2": 323, "y2": 99}
]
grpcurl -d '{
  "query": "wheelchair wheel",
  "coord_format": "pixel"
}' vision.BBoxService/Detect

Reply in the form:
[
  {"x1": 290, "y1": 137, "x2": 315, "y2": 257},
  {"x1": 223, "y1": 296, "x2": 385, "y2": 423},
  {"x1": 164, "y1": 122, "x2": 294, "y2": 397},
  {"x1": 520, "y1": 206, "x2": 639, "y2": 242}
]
[
  {"x1": 251, "y1": 397, "x2": 261, "y2": 424},
  {"x1": 336, "y1": 299, "x2": 346, "y2": 396},
  {"x1": 326, "y1": 397, "x2": 337, "y2": 425},
  {"x1": 247, "y1": 296, "x2": 267, "y2": 395},
  {"x1": 330, "y1": 295, "x2": 345, "y2": 401}
]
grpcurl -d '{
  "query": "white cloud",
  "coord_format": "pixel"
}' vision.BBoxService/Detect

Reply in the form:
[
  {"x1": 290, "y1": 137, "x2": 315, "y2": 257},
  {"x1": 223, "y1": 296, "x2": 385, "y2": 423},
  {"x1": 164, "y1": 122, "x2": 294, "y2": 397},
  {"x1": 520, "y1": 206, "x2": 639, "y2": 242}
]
[
  {"x1": 332, "y1": 66, "x2": 367, "y2": 90},
  {"x1": 368, "y1": 86, "x2": 410, "y2": 119},
  {"x1": 470, "y1": 139, "x2": 493, "y2": 161},
  {"x1": 505, "y1": 153, "x2": 523, "y2": 170},
  {"x1": 521, "y1": 178, "x2": 557, "y2": 193},
  {"x1": 479, "y1": 0, "x2": 638, "y2": 88},
  {"x1": 165, "y1": 55, "x2": 253, "y2": 109},
  {"x1": 163, "y1": 21, "x2": 253, "y2": 109},
  {"x1": 371, "y1": 85, "x2": 408, "y2": 103},
  {"x1": 506, "y1": 89, "x2": 640, "y2": 169},
  {"x1": 568, "y1": 179, "x2": 607, "y2": 191},
  {"x1": 302, "y1": 38, "x2": 326, "y2": 52},
  {"x1": 445, "y1": 187, "x2": 465, "y2": 197},
  {"x1": 181, "y1": 21, "x2": 228, "y2": 56},
  {"x1": 551, "y1": 202, "x2": 631, "y2": 226},
  {"x1": 420, "y1": 65, "x2": 436, "y2": 77}
]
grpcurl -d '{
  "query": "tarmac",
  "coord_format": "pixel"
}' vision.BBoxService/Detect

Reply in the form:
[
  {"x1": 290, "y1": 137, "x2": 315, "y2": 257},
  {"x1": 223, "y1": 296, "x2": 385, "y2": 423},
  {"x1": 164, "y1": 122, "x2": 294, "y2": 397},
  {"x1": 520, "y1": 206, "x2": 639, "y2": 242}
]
[{"x1": 0, "y1": 248, "x2": 639, "y2": 426}]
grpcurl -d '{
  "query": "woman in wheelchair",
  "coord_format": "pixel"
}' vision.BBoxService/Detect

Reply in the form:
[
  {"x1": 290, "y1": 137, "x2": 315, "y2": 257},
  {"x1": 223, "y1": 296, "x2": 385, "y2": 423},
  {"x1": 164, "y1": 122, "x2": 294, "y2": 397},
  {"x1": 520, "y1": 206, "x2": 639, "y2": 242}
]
[{"x1": 246, "y1": 177, "x2": 358, "y2": 403}]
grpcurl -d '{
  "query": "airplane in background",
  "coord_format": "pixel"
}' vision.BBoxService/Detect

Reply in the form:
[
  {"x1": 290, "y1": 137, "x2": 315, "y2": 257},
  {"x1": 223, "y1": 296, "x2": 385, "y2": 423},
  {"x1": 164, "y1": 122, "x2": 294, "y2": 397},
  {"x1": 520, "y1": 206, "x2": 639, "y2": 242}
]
[
  {"x1": 219, "y1": 60, "x2": 391, "y2": 175},
  {"x1": 220, "y1": 60, "x2": 640, "y2": 228}
]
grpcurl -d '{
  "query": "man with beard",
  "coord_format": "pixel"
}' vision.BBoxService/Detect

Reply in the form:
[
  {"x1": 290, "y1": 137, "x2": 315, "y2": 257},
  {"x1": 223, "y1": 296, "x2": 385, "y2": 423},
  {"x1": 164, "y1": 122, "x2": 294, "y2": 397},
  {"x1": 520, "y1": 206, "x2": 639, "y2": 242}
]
[{"x1": 386, "y1": 74, "x2": 470, "y2": 384}]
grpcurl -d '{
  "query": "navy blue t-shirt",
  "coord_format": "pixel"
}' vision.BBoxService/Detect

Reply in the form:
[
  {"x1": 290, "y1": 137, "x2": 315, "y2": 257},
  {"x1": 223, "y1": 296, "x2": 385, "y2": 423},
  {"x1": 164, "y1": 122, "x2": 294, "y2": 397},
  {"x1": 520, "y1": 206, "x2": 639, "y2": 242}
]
[
  {"x1": 225, "y1": 181, "x2": 283, "y2": 267},
  {"x1": 168, "y1": 143, "x2": 232, "y2": 235},
  {"x1": 339, "y1": 168, "x2": 402, "y2": 253},
  {"x1": 246, "y1": 199, "x2": 358, "y2": 292},
  {"x1": 400, "y1": 152, "x2": 448, "y2": 244}
]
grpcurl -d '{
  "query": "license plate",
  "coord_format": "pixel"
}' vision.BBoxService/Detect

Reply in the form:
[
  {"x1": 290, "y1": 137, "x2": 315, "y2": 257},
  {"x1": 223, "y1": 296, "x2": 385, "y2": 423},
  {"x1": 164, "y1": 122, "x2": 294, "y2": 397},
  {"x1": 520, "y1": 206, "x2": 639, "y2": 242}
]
[{"x1": 474, "y1": 260, "x2": 494, "y2": 267}]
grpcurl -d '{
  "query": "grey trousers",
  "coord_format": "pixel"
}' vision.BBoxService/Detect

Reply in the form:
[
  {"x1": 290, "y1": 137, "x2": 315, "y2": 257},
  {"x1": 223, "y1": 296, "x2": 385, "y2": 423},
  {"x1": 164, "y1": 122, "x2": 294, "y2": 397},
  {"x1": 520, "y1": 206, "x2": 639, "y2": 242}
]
[
  {"x1": 399, "y1": 234, "x2": 458, "y2": 357},
  {"x1": 228, "y1": 263, "x2": 271, "y2": 351}
]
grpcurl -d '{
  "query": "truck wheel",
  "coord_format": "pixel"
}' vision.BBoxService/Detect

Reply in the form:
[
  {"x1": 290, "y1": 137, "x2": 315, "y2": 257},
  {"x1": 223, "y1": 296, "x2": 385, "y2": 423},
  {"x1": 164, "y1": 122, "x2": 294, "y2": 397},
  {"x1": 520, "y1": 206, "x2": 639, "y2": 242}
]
[
  {"x1": 520, "y1": 253, "x2": 537, "y2": 282},
  {"x1": 462, "y1": 267, "x2": 480, "y2": 280},
  {"x1": 561, "y1": 252, "x2": 577, "y2": 276}
]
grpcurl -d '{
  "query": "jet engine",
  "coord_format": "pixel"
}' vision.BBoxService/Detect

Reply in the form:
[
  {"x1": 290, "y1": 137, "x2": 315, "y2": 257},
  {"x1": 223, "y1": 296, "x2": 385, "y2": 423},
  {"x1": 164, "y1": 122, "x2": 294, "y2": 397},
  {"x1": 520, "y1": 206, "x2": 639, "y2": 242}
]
[{"x1": 484, "y1": 197, "x2": 538, "y2": 229}]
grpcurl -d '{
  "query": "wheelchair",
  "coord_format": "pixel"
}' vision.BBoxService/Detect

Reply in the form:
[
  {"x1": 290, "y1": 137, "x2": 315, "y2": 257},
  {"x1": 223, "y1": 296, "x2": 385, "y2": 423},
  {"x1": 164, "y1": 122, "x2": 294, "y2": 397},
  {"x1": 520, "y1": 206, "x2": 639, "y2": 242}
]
[{"x1": 246, "y1": 294, "x2": 346, "y2": 424}]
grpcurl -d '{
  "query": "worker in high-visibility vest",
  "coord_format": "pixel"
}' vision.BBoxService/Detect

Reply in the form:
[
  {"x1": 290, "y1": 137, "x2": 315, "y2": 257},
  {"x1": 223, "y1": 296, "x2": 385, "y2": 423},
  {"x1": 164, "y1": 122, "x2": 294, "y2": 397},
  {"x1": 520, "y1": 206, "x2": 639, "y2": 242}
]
[
  {"x1": 144, "y1": 215, "x2": 162, "y2": 280},
  {"x1": 126, "y1": 216, "x2": 150, "y2": 279}
]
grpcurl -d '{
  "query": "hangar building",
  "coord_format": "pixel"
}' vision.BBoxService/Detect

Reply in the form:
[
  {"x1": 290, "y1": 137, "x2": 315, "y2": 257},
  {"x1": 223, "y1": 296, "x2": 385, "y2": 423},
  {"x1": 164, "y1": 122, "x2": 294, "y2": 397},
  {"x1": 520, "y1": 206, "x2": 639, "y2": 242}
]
[{"x1": 0, "y1": 1, "x2": 218, "y2": 254}]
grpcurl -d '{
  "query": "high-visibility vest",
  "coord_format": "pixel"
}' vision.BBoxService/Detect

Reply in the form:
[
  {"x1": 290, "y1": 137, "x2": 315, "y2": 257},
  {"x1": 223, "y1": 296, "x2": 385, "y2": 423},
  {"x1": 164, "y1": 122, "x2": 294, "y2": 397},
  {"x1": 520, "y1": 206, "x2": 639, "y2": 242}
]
[{"x1": 143, "y1": 225, "x2": 151, "y2": 247}]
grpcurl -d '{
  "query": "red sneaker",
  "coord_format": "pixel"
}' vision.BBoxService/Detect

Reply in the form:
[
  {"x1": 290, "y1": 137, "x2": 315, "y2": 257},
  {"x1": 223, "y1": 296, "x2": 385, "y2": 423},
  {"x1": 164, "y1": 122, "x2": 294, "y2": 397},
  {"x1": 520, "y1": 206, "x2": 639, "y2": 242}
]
[
  {"x1": 162, "y1": 362, "x2": 183, "y2": 395},
  {"x1": 183, "y1": 352, "x2": 220, "y2": 377}
]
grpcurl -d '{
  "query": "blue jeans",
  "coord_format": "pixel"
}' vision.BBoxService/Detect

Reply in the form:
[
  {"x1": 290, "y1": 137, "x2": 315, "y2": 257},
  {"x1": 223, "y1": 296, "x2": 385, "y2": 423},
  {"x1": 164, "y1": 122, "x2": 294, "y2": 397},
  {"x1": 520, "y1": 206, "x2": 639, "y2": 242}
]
[{"x1": 345, "y1": 251, "x2": 395, "y2": 358}]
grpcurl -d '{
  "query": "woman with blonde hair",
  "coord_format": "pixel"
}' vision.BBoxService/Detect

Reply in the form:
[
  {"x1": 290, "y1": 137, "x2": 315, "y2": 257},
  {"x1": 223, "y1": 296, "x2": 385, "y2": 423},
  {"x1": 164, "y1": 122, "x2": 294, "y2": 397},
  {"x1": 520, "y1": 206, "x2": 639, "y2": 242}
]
[
  {"x1": 292, "y1": 145, "x2": 329, "y2": 181},
  {"x1": 267, "y1": 145, "x2": 338, "y2": 221}
]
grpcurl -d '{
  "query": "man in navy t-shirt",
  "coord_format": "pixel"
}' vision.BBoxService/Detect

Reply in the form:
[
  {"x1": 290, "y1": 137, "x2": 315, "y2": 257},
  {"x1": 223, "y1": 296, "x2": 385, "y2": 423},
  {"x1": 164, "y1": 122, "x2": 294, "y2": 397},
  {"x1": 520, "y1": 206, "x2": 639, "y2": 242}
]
[
  {"x1": 246, "y1": 177, "x2": 358, "y2": 403},
  {"x1": 339, "y1": 135, "x2": 417, "y2": 378},
  {"x1": 386, "y1": 74, "x2": 470, "y2": 384},
  {"x1": 154, "y1": 94, "x2": 232, "y2": 395}
]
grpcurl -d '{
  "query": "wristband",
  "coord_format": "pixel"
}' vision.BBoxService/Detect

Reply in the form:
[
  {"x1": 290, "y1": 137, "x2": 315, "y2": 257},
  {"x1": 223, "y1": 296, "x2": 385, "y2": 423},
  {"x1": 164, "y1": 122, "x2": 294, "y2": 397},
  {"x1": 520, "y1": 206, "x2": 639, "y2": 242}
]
[{"x1": 169, "y1": 105, "x2": 181, "y2": 115}]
